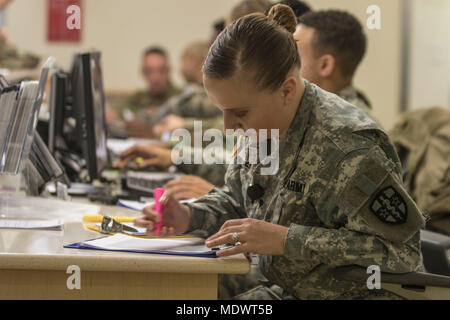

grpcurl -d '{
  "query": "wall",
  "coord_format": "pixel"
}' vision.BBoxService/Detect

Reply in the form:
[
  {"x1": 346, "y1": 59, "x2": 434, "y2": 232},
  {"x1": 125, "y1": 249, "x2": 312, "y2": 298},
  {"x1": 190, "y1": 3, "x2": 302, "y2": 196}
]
[
  {"x1": 6, "y1": 0, "x2": 241, "y2": 89},
  {"x1": 6, "y1": 0, "x2": 404, "y2": 129},
  {"x1": 407, "y1": 0, "x2": 450, "y2": 110}
]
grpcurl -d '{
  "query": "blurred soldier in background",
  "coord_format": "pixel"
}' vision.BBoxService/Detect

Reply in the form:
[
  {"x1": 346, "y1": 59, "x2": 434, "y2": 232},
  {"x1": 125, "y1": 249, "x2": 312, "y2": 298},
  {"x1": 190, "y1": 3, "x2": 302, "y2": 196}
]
[
  {"x1": 390, "y1": 106, "x2": 450, "y2": 236},
  {"x1": 112, "y1": 46, "x2": 179, "y2": 138},
  {"x1": 294, "y1": 10, "x2": 378, "y2": 123}
]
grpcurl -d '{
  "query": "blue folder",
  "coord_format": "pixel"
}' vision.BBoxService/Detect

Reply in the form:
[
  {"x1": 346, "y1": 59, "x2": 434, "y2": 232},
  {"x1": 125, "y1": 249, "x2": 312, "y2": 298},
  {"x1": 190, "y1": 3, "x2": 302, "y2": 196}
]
[{"x1": 64, "y1": 237, "x2": 218, "y2": 258}]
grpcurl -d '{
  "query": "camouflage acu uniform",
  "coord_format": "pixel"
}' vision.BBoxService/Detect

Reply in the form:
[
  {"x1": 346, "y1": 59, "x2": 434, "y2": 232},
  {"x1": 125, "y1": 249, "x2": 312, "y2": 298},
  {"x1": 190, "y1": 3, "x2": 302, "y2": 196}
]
[
  {"x1": 161, "y1": 83, "x2": 225, "y2": 185},
  {"x1": 158, "y1": 83, "x2": 223, "y2": 132},
  {"x1": 337, "y1": 85, "x2": 382, "y2": 127},
  {"x1": 114, "y1": 84, "x2": 179, "y2": 124},
  {"x1": 389, "y1": 106, "x2": 450, "y2": 235},
  {"x1": 185, "y1": 81, "x2": 426, "y2": 300}
]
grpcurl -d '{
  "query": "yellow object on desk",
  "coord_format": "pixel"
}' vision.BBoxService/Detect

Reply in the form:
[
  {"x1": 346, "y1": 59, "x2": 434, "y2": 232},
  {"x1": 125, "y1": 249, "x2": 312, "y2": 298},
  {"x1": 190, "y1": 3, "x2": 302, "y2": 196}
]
[
  {"x1": 83, "y1": 215, "x2": 135, "y2": 223},
  {"x1": 82, "y1": 215, "x2": 195, "y2": 239}
]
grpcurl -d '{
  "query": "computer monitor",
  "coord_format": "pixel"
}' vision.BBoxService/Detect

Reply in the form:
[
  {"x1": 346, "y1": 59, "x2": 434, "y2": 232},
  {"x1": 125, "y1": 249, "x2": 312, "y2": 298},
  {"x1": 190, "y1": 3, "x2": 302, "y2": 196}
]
[
  {"x1": 71, "y1": 52, "x2": 109, "y2": 182},
  {"x1": 48, "y1": 72, "x2": 67, "y2": 155}
]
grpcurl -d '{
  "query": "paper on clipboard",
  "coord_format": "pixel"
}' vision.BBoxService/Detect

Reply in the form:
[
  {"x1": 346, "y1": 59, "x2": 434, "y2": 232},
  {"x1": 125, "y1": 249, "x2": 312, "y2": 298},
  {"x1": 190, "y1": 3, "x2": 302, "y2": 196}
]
[{"x1": 65, "y1": 234, "x2": 217, "y2": 257}]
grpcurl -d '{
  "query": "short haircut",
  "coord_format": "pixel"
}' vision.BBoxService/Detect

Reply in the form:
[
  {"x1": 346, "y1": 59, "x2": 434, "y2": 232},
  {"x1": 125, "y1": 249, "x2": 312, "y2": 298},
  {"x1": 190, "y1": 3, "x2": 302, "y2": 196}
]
[
  {"x1": 266, "y1": 0, "x2": 311, "y2": 23},
  {"x1": 299, "y1": 10, "x2": 367, "y2": 77},
  {"x1": 143, "y1": 46, "x2": 168, "y2": 60}
]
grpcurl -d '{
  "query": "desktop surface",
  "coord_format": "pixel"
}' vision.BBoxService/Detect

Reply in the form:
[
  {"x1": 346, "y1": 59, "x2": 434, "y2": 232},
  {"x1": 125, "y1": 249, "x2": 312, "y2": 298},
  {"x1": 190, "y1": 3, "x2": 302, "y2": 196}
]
[{"x1": 0, "y1": 197, "x2": 249, "y2": 299}]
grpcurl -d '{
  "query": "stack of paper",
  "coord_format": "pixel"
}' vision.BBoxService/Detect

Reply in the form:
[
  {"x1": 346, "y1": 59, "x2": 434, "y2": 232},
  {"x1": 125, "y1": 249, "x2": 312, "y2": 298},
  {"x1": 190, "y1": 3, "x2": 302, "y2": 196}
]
[{"x1": 65, "y1": 234, "x2": 217, "y2": 258}]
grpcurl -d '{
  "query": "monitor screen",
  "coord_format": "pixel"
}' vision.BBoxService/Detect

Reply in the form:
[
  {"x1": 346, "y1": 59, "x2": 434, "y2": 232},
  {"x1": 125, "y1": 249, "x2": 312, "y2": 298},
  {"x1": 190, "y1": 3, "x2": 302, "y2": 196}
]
[
  {"x1": 71, "y1": 52, "x2": 109, "y2": 181},
  {"x1": 89, "y1": 53, "x2": 108, "y2": 176}
]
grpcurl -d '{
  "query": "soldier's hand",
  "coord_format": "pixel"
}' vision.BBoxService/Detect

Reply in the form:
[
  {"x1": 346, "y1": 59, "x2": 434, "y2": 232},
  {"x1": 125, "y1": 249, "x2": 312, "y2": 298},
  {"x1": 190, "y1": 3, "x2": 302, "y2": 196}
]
[
  {"x1": 113, "y1": 144, "x2": 174, "y2": 170},
  {"x1": 153, "y1": 115, "x2": 185, "y2": 137},
  {"x1": 205, "y1": 219, "x2": 289, "y2": 257},
  {"x1": 164, "y1": 175, "x2": 214, "y2": 200},
  {"x1": 134, "y1": 194, "x2": 192, "y2": 237}
]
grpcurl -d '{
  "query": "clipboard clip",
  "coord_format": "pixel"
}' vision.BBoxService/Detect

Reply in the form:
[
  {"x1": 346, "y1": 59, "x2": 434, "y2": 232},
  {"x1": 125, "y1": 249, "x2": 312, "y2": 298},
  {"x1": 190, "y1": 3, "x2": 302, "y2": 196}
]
[{"x1": 100, "y1": 216, "x2": 138, "y2": 235}]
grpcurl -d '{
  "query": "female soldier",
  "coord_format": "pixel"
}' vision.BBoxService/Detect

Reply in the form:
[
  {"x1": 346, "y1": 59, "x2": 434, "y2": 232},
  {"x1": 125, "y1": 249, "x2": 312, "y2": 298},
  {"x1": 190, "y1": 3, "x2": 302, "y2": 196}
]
[{"x1": 135, "y1": 4, "x2": 425, "y2": 300}]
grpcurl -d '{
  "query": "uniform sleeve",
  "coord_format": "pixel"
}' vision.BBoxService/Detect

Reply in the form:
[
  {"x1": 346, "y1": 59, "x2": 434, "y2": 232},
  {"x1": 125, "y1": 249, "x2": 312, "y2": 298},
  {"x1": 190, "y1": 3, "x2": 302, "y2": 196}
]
[
  {"x1": 283, "y1": 145, "x2": 425, "y2": 273},
  {"x1": 184, "y1": 164, "x2": 247, "y2": 237}
]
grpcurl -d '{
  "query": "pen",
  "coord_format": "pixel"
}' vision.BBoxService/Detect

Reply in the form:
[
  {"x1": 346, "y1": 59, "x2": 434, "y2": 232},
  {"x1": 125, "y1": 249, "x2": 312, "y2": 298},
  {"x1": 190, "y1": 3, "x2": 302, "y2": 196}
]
[{"x1": 153, "y1": 188, "x2": 165, "y2": 236}]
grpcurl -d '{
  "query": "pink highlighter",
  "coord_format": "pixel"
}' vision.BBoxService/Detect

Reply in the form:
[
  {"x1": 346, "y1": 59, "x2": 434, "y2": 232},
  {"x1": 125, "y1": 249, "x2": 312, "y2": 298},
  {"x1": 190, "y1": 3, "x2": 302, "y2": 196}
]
[{"x1": 153, "y1": 188, "x2": 165, "y2": 236}]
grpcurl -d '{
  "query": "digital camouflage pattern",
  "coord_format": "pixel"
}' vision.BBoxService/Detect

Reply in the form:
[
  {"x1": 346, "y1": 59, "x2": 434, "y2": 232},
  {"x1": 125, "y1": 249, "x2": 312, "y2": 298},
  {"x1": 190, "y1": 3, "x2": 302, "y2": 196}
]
[
  {"x1": 114, "y1": 84, "x2": 180, "y2": 124},
  {"x1": 337, "y1": 85, "x2": 372, "y2": 114},
  {"x1": 337, "y1": 85, "x2": 382, "y2": 127},
  {"x1": 162, "y1": 83, "x2": 225, "y2": 185},
  {"x1": 186, "y1": 80, "x2": 426, "y2": 300},
  {"x1": 176, "y1": 148, "x2": 229, "y2": 187},
  {"x1": 389, "y1": 106, "x2": 450, "y2": 235},
  {"x1": 158, "y1": 83, "x2": 223, "y2": 131}
]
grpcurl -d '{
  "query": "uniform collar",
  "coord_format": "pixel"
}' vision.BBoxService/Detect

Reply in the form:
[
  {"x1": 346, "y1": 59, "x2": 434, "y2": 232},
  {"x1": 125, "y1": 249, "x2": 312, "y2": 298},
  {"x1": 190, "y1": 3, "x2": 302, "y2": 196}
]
[
  {"x1": 278, "y1": 80, "x2": 316, "y2": 170},
  {"x1": 337, "y1": 84, "x2": 357, "y2": 98}
]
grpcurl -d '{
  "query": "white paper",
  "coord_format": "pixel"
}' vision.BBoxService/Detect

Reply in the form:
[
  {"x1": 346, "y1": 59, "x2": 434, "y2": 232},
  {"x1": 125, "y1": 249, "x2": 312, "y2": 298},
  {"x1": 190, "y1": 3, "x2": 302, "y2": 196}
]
[
  {"x1": 0, "y1": 219, "x2": 63, "y2": 230},
  {"x1": 81, "y1": 234, "x2": 211, "y2": 254},
  {"x1": 118, "y1": 199, "x2": 197, "y2": 212}
]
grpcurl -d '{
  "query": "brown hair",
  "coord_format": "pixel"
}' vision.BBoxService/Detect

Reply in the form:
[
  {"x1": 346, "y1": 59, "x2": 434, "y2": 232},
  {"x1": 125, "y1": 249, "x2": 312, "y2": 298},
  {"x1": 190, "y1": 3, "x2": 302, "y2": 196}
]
[
  {"x1": 299, "y1": 10, "x2": 367, "y2": 77},
  {"x1": 203, "y1": 4, "x2": 300, "y2": 91}
]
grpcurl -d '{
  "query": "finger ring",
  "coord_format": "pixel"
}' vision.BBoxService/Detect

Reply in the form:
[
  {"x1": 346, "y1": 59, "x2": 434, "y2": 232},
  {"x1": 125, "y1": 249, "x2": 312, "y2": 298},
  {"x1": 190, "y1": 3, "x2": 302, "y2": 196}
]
[{"x1": 232, "y1": 232, "x2": 240, "y2": 244}]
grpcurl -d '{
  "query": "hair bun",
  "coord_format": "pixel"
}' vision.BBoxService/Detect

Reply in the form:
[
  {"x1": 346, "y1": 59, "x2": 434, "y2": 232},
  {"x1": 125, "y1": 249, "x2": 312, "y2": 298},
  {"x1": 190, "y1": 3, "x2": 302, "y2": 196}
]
[{"x1": 267, "y1": 4, "x2": 297, "y2": 34}]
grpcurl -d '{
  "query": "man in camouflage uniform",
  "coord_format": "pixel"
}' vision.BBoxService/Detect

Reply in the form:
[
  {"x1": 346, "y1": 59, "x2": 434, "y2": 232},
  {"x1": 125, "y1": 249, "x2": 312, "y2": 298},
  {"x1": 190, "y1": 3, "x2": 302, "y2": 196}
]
[
  {"x1": 294, "y1": 10, "x2": 380, "y2": 125},
  {"x1": 154, "y1": 41, "x2": 222, "y2": 136},
  {"x1": 156, "y1": 82, "x2": 222, "y2": 133},
  {"x1": 185, "y1": 80, "x2": 425, "y2": 300},
  {"x1": 390, "y1": 106, "x2": 450, "y2": 235},
  {"x1": 113, "y1": 46, "x2": 179, "y2": 128},
  {"x1": 337, "y1": 85, "x2": 373, "y2": 120}
]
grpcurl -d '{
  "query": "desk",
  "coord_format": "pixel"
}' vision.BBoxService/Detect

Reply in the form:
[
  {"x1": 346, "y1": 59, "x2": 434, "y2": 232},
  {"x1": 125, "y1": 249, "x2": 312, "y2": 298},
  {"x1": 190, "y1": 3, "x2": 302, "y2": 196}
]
[{"x1": 0, "y1": 199, "x2": 250, "y2": 300}]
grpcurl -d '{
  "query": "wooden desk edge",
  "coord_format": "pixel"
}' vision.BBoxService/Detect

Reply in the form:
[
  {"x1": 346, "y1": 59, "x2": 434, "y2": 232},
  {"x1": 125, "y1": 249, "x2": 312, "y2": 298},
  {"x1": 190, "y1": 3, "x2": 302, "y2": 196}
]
[{"x1": 0, "y1": 253, "x2": 250, "y2": 275}]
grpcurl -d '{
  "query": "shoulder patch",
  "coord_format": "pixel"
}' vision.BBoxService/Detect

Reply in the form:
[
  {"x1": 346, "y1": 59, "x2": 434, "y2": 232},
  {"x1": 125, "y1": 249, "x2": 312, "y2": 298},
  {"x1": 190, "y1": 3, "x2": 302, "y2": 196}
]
[
  {"x1": 341, "y1": 149, "x2": 425, "y2": 243},
  {"x1": 370, "y1": 187, "x2": 407, "y2": 224}
]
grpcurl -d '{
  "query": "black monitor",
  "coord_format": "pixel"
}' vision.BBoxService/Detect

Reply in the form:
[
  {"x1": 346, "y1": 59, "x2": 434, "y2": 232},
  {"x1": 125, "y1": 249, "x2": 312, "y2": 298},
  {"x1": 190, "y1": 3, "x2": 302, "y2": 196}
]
[
  {"x1": 71, "y1": 52, "x2": 109, "y2": 182},
  {"x1": 48, "y1": 72, "x2": 67, "y2": 155}
]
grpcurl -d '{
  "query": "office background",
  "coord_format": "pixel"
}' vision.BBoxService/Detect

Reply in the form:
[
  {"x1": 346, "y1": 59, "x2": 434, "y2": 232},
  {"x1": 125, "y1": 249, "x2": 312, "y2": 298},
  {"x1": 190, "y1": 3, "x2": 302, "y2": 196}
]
[{"x1": 5, "y1": 0, "x2": 450, "y2": 130}]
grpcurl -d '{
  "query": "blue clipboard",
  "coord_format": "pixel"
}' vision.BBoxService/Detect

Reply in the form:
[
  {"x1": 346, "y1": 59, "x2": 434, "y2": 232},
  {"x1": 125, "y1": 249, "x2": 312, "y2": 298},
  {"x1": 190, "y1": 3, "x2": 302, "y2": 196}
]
[{"x1": 64, "y1": 237, "x2": 218, "y2": 258}]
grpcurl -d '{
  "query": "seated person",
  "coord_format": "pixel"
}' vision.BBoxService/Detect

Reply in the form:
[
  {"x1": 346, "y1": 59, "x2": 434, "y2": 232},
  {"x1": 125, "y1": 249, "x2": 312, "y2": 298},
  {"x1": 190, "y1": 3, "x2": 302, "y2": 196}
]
[
  {"x1": 111, "y1": 46, "x2": 179, "y2": 138},
  {"x1": 114, "y1": 142, "x2": 223, "y2": 200},
  {"x1": 294, "y1": 10, "x2": 378, "y2": 122},
  {"x1": 154, "y1": 40, "x2": 223, "y2": 137},
  {"x1": 134, "y1": 5, "x2": 425, "y2": 300},
  {"x1": 389, "y1": 106, "x2": 450, "y2": 236}
]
